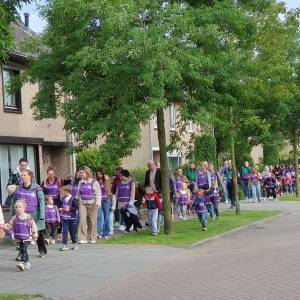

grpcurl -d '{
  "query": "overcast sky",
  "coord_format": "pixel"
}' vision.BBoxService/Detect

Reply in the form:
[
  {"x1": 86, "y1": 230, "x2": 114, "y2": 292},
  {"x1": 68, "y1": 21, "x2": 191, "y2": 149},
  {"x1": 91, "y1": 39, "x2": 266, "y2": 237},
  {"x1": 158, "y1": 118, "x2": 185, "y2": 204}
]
[{"x1": 19, "y1": 0, "x2": 300, "y2": 33}]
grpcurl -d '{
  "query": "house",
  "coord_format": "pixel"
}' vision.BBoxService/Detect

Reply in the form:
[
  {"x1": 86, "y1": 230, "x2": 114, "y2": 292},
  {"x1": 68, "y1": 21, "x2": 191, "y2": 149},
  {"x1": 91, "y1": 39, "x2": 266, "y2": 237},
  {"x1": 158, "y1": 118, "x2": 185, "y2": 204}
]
[{"x1": 0, "y1": 18, "x2": 73, "y2": 205}]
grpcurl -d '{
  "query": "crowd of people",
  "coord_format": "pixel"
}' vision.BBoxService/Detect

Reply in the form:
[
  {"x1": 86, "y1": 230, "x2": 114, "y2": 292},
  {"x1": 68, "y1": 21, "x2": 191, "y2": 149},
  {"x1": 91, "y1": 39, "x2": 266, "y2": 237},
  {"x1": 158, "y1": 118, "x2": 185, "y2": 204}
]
[{"x1": 0, "y1": 157, "x2": 297, "y2": 272}]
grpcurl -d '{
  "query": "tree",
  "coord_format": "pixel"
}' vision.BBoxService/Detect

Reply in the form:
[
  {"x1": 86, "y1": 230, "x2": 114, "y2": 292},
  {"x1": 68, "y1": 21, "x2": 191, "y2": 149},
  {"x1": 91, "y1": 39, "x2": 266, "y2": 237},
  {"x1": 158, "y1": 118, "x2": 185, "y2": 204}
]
[
  {"x1": 0, "y1": 0, "x2": 31, "y2": 61},
  {"x1": 18, "y1": 0, "x2": 216, "y2": 234}
]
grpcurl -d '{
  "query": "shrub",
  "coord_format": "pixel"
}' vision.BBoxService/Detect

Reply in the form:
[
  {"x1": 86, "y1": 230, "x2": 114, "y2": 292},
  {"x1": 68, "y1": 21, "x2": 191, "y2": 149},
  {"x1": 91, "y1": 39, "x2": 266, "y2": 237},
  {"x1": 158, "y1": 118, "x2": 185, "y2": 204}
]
[
  {"x1": 130, "y1": 168, "x2": 147, "y2": 187},
  {"x1": 193, "y1": 135, "x2": 217, "y2": 165},
  {"x1": 76, "y1": 147, "x2": 121, "y2": 175}
]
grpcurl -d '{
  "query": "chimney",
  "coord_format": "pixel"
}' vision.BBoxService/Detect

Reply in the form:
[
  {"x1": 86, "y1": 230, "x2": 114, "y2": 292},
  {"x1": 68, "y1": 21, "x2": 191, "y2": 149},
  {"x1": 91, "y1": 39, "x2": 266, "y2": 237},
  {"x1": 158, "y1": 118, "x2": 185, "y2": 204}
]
[{"x1": 24, "y1": 13, "x2": 30, "y2": 28}]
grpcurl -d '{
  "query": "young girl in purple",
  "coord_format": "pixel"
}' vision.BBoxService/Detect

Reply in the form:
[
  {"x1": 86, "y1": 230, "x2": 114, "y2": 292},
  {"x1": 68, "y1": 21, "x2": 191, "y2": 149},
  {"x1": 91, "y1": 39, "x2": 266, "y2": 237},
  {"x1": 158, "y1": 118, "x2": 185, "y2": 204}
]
[
  {"x1": 59, "y1": 185, "x2": 79, "y2": 251},
  {"x1": 192, "y1": 189, "x2": 208, "y2": 231},
  {"x1": 197, "y1": 163, "x2": 210, "y2": 190},
  {"x1": 175, "y1": 168, "x2": 189, "y2": 193},
  {"x1": 209, "y1": 182, "x2": 220, "y2": 219},
  {"x1": 6, "y1": 199, "x2": 38, "y2": 271},
  {"x1": 177, "y1": 182, "x2": 191, "y2": 220},
  {"x1": 249, "y1": 168, "x2": 262, "y2": 203},
  {"x1": 45, "y1": 196, "x2": 60, "y2": 245}
]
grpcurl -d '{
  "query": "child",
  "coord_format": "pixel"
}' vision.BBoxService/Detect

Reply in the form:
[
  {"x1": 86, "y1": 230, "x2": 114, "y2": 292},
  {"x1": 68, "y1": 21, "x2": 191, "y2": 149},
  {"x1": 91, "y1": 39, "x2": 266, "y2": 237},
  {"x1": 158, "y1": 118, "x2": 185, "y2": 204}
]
[
  {"x1": 192, "y1": 189, "x2": 208, "y2": 231},
  {"x1": 121, "y1": 200, "x2": 143, "y2": 232},
  {"x1": 177, "y1": 182, "x2": 191, "y2": 220},
  {"x1": 59, "y1": 185, "x2": 79, "y2": 251},
  {"x1": 6, "y1": 199, "x2": 38, "y2": 271},
  {"x1": 45, "y1": 196, "x2": 60, "y2": 245},
  {"x1": 208, "y1": 182, "x2": 221, "y2": 219},
  {"x1": 143, "y1": 186, "x2": 161, "y2": 235}
]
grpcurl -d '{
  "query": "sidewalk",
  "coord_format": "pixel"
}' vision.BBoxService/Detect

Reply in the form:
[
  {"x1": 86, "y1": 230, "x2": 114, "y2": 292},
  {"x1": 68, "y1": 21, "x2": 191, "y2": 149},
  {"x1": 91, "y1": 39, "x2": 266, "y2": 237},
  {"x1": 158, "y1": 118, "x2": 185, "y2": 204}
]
[{"x1": 0, "y1": 201, "x2": 299, "y2": 299}]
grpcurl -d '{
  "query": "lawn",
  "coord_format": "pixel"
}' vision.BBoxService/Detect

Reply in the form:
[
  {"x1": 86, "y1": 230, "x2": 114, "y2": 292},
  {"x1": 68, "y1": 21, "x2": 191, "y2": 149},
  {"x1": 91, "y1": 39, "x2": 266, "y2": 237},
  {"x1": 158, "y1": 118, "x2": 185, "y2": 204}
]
[
  {"x1": 278, "y1": 194, "x2": 300, "y2": 201},
  {"x1": 0, "y1": 295, "x2": 41, "y2": 300},
  {"x1": 102, "y1": 210, "x2": 280, "y2": 245}
]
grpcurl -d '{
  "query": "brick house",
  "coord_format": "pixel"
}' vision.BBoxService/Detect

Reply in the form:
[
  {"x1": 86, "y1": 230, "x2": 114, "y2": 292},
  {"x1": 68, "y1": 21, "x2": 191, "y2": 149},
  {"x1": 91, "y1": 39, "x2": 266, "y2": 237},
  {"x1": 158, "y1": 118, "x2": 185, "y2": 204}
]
[{"x1": 0, "y1": 20, "x2": 73, "y2": 205}]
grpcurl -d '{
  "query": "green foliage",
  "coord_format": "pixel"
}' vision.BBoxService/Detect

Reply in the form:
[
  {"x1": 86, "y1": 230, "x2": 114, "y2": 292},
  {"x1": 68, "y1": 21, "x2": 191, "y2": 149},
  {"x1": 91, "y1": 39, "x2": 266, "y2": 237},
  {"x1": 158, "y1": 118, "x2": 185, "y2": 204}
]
[
  {"x1": 192, "y1": 135, "x2": 216, "y2": 165},
  {"x1": 102, "y1": 210, "x2": 280, "y2": 245},
  {"x1": 235, "y1": 139, "x2": 253, "y2": 168},
  {"x1": 130, "y1": 168, "x2": 147, "y2": 186},
  {"x1": 76, "y1": 147, "x2": 121, "y2": 175},
  {"x1": 0, "y1": 0, "x2": 31, "y2": 61},
  {"x1": 263, "y1": 143, "x2": 280, "y2": 166}
]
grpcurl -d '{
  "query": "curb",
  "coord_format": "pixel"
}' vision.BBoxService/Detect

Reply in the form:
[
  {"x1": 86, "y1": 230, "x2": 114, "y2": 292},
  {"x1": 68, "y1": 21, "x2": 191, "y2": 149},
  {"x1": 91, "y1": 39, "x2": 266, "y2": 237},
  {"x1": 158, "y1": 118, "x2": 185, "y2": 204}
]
[{"x1": 184, "y1": 211, "x2": 288, "y2": 249}]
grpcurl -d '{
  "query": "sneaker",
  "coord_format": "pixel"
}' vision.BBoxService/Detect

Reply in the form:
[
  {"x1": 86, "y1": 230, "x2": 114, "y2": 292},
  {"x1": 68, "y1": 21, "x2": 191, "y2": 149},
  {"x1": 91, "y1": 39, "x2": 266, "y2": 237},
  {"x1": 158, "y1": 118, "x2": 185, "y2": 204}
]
[
  {"x1": 45, "y1": 239, "x2": 50, "y2": 245},
  {"x1": 50, "y1": 239, "x2": 56, "y2": 245},
  {"x1": 72, "y1": 244, "x2": 78, "y2": 250},
  {"x1": 60, "y1": 245, "x2": 69, "y2": 251},
  {"x1": 97, "y1": 235, "x2": 103, "y2": 239},
  {"x1": 16, "y1": 254, "x2": 22, "y2": 261},
  {"x1": 118, "y1": 225, "x2": 126, "y2": 231},
  {"x1": 90, "y1": 240, "x2": 97, "y2": 244},
  {"x1": 202, "y1": 228, "x2": 208, "y2": 231},
  {"x1": 78, "y1": 240, "x2": 88, "y2": 244},
  {"x1": 152, "y1": 232, "x2": 158, "y2": 236},
  {"x1": 39, "y1": 252, "x2": 46, "y2": 258},
  {"x1": 104, "y1": 236, "x2": 110, "y2": 240},
  {"x1": 17, "y1": 262, "x2": 25, "y2": 271},
  {"x1": 24, "y1": 262, "x2": 31, "y2": 270}
]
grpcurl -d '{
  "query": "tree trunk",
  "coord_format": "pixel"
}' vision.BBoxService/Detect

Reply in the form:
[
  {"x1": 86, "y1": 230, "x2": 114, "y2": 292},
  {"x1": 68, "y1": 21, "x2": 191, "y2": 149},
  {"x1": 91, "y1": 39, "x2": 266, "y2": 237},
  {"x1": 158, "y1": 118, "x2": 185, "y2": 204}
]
[
  {"x1": 156, "y1": 108, "x2": 174, "y2": 234},
  {"x1": 292, "y1": 130, "x2": 299, "y2": 197},
  {"x1": 230, "y1": 107, "x2": 240, "y2": 214}
]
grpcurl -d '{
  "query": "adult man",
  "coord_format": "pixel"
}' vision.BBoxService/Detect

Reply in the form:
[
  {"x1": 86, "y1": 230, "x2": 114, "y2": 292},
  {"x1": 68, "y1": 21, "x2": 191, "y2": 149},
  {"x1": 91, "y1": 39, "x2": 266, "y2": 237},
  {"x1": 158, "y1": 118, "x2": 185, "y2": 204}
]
[
  {"x1": 240, "y1": 161, "x2": 251, "y2": 200},
  {"x1": 144, "y1": 161, "x2": 162, "y2": 192},
  {"x1": 186, "y1": 161, "x2": 198, "y2": 192},
  {"x1": 219, "y1": 160, "x2": 229, "y2": 203},
  {"x1": 5, "y1": 158, "x2": 30, "y2": 207},
  {"x1": 225, "y1": 160, "x2": 236, "y2": 208}
]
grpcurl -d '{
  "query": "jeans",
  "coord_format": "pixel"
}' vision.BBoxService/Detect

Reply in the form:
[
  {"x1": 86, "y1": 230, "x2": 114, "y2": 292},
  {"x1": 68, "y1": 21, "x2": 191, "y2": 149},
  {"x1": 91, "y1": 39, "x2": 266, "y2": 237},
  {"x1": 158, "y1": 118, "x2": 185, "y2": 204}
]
[
  {"x1": 19, "y1": 241, "x2": 30, "y2": 262},
  {"x1": 157, "y1": 213, "x2": 164, "y2": 232},
  {"x1": 197, "y1": 212, "x2": 208, "y2": 229},
  {"x1": 241, "y1": 180, "x2": 250, "y2": 199},
  {"x1": 207, "y1": 204, "x2": 214, "y2": 218},
  {"x1": 62, "y1": 219, "x2": 77, "y2": 245},
  {"x1": 147, "y1": 208, "x2": 159, "y2": 233},
  {"x1": 178, "y1": 204, "x2": 187, "y2": 218},
  {"x1": 97, "y1": 200, "x2": 111, "y2": 237},
  {"x1": 251, "y1": 182, "x2": 261, "y2": 202},
  {"x1": 213, "y1": 202, "x2": 219, "y2": 218}
]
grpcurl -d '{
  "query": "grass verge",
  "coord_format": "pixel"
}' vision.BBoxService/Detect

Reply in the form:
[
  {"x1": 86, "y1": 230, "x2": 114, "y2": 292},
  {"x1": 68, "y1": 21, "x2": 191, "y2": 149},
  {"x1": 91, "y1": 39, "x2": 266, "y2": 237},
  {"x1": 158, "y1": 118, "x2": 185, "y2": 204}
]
[
  {"x1": 101, "y1": 210, "x2": 280, "y2": 245},
  {"x1": 278, "y1": 194, "x2": 300, "y2": 201},
  {"x1": 0, "y1": 295, "x2": 41, "y2": 300}
]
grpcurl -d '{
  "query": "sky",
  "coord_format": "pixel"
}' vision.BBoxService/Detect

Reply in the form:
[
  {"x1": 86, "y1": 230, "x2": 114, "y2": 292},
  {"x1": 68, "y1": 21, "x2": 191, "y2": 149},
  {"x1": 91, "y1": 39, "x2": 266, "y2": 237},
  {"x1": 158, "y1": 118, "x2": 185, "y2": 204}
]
[{"x1": 19, "y1": 0, "x2": 300, "y2": 33}]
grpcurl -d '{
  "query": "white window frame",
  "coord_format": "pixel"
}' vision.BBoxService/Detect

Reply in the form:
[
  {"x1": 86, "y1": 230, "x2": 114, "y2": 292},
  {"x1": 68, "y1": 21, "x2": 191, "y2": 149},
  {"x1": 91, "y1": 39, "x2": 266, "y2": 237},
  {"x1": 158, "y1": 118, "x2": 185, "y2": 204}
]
[{"x1": 168, "y1": 104, "x2": 176, "y2": 131}]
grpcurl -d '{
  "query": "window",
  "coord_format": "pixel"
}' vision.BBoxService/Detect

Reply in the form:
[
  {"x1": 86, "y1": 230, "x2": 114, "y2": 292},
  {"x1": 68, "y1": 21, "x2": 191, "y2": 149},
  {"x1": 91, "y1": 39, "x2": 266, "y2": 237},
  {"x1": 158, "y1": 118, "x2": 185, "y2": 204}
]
[
  {"x1": 0, "y1": 144, "x2": 38, "y2": 205},
  {"x1": 2, "y1": 66, "x2": 22, "y2": 112},
  {"x1": 168, "y1": 104, "x2": 176, "y2": 130}
]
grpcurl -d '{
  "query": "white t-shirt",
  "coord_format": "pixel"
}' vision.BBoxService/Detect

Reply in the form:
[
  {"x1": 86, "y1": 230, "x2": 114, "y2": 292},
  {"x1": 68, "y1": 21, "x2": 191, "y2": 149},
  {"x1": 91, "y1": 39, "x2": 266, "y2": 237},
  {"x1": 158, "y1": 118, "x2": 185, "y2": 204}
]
[{"x1": 149, "y1": 170, "x2": 157, "y2": 192}]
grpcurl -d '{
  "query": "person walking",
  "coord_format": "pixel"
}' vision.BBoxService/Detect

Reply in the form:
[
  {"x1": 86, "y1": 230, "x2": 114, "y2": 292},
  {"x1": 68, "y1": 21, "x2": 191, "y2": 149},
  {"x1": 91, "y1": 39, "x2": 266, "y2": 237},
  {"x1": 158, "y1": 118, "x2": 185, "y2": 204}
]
[
  {"x1": 77, "y1": 166, "x2": 101, "y2": 244},
  {"x1": 11, "y1": 170, "x2": 47, "y2": 258},
  {"x1": 95, "y1": 169, "x2": 111, "y2": 239}
]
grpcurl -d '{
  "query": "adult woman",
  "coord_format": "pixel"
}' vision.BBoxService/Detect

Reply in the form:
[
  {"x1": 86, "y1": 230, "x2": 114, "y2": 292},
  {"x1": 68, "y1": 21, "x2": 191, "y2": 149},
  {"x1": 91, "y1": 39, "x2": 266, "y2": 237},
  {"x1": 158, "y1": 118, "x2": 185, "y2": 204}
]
[
  {"x1": 77, "y1": 166, "x2": 101, "y2": 244},
  {"x1": 196, "y1": 162, "x2": 210, "y2": 190},
  {"x1": 249, "y1": 167, "x2": 262, "y2": 203},
  {"x1": 11, "y1": 170, "x2": 47, "y2": 258},
  {"x1": 115, "y1": 170, "x2": 135, "y2": 231},
  {"x1": 95, "y1": 169, "x2": 111, "y2": 239},
  {"x1": 41, "y1": 167, "x2": 62, "y2": 207}
]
